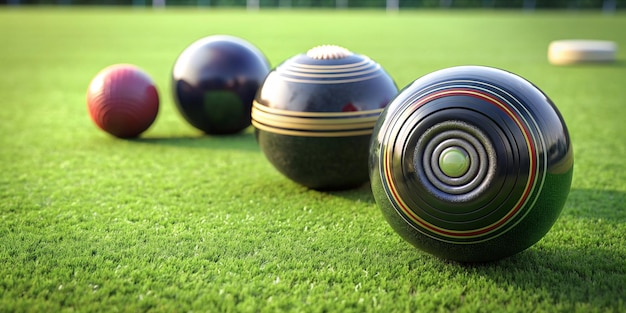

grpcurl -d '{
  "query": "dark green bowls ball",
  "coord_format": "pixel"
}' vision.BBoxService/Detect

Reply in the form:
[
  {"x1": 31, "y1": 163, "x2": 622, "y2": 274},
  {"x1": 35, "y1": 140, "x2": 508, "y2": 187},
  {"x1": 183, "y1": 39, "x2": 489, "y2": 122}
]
[
  {"x1": 253, "y1": 45, "x2": 398, "y2": 190},
  {"x1": 370, "y1": 66, "x2": 573, "y2": 262}
]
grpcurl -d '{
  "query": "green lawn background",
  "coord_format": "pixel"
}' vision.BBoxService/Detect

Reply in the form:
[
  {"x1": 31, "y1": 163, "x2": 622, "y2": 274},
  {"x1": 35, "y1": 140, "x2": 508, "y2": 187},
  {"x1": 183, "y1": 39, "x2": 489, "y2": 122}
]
[{"x1": 1, "y1": 8, "x2": 625, "y2": 312}]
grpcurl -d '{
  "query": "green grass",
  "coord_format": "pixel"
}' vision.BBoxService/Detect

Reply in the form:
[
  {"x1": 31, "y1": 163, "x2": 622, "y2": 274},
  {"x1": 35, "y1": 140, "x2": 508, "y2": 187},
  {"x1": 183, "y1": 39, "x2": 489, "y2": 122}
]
[{"x1": 1, "y1": 7, "x2": 625, "y2": 312}]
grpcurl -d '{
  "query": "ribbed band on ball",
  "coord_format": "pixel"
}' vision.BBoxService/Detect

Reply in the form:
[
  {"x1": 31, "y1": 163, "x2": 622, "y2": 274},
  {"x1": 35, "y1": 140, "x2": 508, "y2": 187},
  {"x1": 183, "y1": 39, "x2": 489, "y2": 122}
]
[
  {"x1": 251, "y1": 100, "x2": 382, "y2": 137},
  {"x1": 306, "y1": 45, "x2": 354, "y2": 60}
]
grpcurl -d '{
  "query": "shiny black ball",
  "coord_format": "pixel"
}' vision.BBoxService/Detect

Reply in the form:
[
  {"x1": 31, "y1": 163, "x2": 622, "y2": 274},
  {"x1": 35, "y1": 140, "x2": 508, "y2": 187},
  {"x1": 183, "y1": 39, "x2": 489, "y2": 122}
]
[
  {"x1": 370, "y1": 66, "x2": 573, "y2": 262},
  {"x1": 253, "y1": 45, "x2": 398, "y2": 190},
  {"x1": 172, "y1": 35, "x2": 270, "y2": 134}
]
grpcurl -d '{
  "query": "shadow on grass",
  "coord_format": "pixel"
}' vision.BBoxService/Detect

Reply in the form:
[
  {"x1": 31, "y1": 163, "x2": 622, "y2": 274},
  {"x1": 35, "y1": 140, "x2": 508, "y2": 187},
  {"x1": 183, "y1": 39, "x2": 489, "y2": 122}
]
[
  {"x1": 561, "y1": 188, "x2": 626, "y2": 222},
  {"x1": 408, "y1": 188, "x2": 626, "y2": 308},
  {"x1": 326, "y1": 183, "x2": 376, "y2": 205},
  {"x1": 463, "y1": 245, "x2": 626, "y2": 308},
  {"x1": 249, "y1": 177, "x2": 377, "y2": 205},
  {"x1": 130, "y1": 131, "x2": 260, "y2": 152}
]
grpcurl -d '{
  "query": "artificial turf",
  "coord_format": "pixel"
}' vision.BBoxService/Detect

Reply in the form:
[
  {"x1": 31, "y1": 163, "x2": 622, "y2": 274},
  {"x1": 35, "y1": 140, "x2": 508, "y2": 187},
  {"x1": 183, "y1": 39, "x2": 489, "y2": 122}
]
[{"x1": 1, "y1": 7, "x2": 625, "y2": 312}]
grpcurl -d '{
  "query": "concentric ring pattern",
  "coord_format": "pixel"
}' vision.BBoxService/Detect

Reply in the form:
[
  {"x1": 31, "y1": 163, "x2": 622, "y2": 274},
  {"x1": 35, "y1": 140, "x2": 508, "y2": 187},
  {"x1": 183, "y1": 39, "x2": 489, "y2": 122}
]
[
  {"x1": 370, "y1": 66, "x2": 573, "y2": 261},
  {"x1": 374, "y1": 70, "x2": 562, "y2": 247},
  {"x1": 379, "y1": 83, "x2": 544, "y2": 244},
  {"x1": 273, "y1": 56, "x2": 385, "y2": 84}
]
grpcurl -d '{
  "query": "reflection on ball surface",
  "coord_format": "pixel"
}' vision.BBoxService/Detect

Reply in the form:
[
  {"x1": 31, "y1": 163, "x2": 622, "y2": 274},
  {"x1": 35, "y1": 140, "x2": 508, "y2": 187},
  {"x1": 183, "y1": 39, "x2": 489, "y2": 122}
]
[
  {"x1": 172, "y1": 35, "x2": 270, "y2": 134},
  {"x1": 370, "y1": 66, "x2": 573, "y2": 262}
]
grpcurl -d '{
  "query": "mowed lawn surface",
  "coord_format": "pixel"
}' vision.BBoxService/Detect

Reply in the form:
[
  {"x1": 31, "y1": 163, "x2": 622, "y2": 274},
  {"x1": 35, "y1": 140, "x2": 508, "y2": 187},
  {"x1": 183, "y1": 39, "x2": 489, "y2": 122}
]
[{"x1": 1, "y1": 7, "x2": 625, "y2": 312}]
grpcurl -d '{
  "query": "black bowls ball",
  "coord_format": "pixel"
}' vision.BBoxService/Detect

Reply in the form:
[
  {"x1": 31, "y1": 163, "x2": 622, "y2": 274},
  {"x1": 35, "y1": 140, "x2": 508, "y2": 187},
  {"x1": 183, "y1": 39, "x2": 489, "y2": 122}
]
[
  {"x1": 172, "y1": 35, "x2": 271, "y2": 134},
  {"x1": 370, "y1": 66, "x2": 573, "y2": 262},
  {"x1": 252, "y1": 45, "x2": 398, "y2": 190}
]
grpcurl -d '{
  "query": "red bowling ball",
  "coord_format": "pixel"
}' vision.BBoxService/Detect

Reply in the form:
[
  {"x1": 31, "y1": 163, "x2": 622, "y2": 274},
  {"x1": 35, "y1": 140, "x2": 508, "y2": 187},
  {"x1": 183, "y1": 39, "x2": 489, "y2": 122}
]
[{"x1": 86, "y1": 64, "x2": 159, "y2": 138}]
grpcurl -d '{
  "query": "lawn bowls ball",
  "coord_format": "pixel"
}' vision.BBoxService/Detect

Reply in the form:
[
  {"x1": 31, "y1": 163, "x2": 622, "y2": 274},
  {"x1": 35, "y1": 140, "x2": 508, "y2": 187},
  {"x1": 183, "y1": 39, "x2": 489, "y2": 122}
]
[
  {"x1": 86, "y1": 64, "x2": 159, "y2": 138},
  {"x1": 252, "y1": 45, "x2": 398, "y2": 190},
  {"x1": 370, "y1": 66, "x2": 573, "y2": 262},
  {"x1": 172, "y1": 35, "x2": 270, "y2": 135}
]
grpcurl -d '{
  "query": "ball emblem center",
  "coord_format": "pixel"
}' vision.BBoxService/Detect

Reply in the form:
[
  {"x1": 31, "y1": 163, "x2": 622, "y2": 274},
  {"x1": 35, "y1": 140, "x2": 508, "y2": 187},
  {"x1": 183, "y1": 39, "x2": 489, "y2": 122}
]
[{"x1": 438, "y1": 147, "x2": 470, "y2": 178}]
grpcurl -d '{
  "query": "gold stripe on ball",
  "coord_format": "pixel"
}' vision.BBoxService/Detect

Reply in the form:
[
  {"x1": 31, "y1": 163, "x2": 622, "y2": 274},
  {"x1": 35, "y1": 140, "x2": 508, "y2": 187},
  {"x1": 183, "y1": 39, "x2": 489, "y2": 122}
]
[
  {"x1": 252, "y1": 120, "x2": 374, "y2": 137},
  {"x1": 252, "y1": 107, "x2": 378, "y2": 129},
  {"x1": 251, "y1": 101, "x2": 381, "y2": 137},
  {"x1": 252, "y1": 100, "x2": 383, "y2": 117}
]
